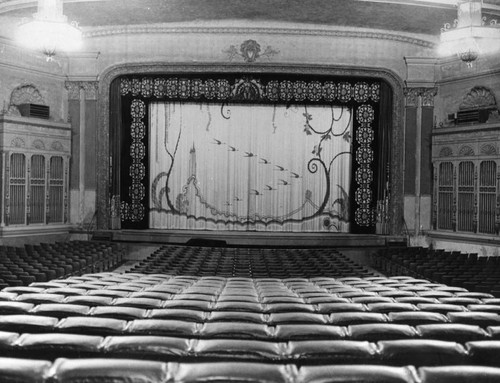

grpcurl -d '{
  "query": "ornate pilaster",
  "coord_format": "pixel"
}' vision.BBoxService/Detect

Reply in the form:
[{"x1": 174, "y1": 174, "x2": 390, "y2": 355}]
[
  {"x1": 404, "y1": 86, "x2": 437, "y2": 235},
  {"x1": 65, "y1": 80, "x2": 98, "y2": 228}
]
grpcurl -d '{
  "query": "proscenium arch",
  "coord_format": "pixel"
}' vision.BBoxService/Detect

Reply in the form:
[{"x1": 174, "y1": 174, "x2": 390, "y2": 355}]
[{"x1": 96, "y1": 63, "x2": 405, "y2": 235}]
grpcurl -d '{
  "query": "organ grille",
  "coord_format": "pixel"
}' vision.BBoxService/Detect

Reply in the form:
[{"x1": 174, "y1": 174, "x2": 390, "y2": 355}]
[
  {"x1": 9, "y1": 153, "x2": 26, "y2": 225},
  {"x1": 49, "y1": 156, "x2": 64, "y2": 223},
  {"x1": 30, "y1": 155, "x2": 45, "y2": 224},
  {"x1": 479, "y1": 161, "x2": 496, "y2": 234},
  {"x1": 437, "y1": 162, "x2": 454, "y2": 230},
  {"x1": 4, "y1": 153, "x2": 67, "y2": 226},
  {"x1": 457, "y1": 161, "x2": 475, "y2": 232}
]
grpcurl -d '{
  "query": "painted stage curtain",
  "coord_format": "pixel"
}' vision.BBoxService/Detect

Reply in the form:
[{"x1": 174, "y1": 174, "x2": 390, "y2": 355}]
[{"x1": 149, "y1": 102, "x2": 353, "y2": 232}]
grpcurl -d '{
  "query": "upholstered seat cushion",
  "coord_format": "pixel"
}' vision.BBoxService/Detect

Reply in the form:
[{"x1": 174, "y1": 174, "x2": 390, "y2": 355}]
[
  {"x1": 297, "y1": 365, "x2": 418, "y2": 383},
  {"x1": 274, "y1": 324, "x2": 347, "y2": 341},
  {"x1": 193, "y1": 339, "x2": 284, "y2": 362},
  {"x1": 171, "y1": 361, "x2": 292, "y2": 383},
  {"x1": 0, "y1": 356, "x2": 52, "y2": 383},
  {"x1": 56, "y1": 316, "x2": 127, "y2": 335},
  {"x1": 287, "y1": 340, "x2": 378, "y2": 363},
  {"x1": 418, "y1": 365, "x2": 500, "y2": 383},
  {"x1": 127, "y1": 319, "x2": 199, "y2": 337},
  {"x1": 466, "y1": 341, "x2": 500, "y2": 367},
  {"x1": 199, "y1": 322, "x2": 272, "y2": 340},
  {"x1": 416, "y1": 324, "x2": 489, "y2": 343},
  {"x1": 349, "y1": 323, "x2": 418, "y2": 341},
  {"x1": 0, "y1": 315, "x2": 58, "y2": 333},
  {"x1": 50, "y1": 358, "x2": 169, "y2": 383},
  {"x1": 103, "y1": 335, "x2": 191, "y2": 360},
  {"x1": 378, "y1": 339, "x2": 467, "y2": 366},
  {"x1": 16, "y1": 333, "x2": 103, "y2": 359}
]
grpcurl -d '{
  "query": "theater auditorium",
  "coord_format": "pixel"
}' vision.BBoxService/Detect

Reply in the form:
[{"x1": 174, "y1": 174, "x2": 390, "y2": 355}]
[{"x1": 0, "y1": 0, "x2": 500, "y2": 381}]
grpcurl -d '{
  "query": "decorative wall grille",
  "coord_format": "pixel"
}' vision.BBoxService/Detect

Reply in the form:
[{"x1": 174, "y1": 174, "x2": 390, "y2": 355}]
[
  {"x1": 30, "y1": 155, "x2": 46, "y2": 224},
  {"x1": 479, "y1": 161, "x2": 496, "y2": 234},
  {"x1": 435, "y1": 159, "x2": 499, "y2": 235},
  {"x1": 4, "y1": 153, "x2": 68, "y2": 226},
  {"x1": 9, "y1": 153, "x2": 26, "y2": 225},
  {"x1": 457, "y1": 161, "x2": 475, "y2": 232},
  {"x1": 437, "y1": 162, "x2": 454, "y2": 230},
  {"x1": 49, "y1": 156, "x2": 64, "y2": 223}
]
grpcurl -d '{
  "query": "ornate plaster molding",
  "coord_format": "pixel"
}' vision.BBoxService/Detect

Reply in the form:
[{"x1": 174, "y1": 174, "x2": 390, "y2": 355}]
[
  {"x1": 404, "y1": 87, "x2": 437, "y2": 107},
  {"x1": 84, "y1": 25, "x2": 436, "y2": 49},
  {"x1": 459, "y1": 86, "x2": 497, "y2": 110},
  {"x1": 65, "y1": 81, "x2": 99, "y2": 100},
  {"x1": 223, "y1": 39, "x2": 279, "y2": 63},
  {"x1": 96, "y1": 62, "x2": 405, "y2": 234}
]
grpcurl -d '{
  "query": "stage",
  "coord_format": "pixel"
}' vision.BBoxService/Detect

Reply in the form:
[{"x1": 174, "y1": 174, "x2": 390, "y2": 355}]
[{"x1": 93, "y1": 229, "x2": 406, "y2": 248}]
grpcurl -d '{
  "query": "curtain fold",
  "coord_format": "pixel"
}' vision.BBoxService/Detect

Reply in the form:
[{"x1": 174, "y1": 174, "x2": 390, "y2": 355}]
[
  {"x1": 375, "y1": 81, "x2": 392, "y2": 234},
  {"x1": 109, "y1": 78, "x2": 122, "y2": 229}
]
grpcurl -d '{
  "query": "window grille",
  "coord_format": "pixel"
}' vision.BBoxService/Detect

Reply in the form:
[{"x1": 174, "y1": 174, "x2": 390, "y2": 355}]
[
  {"x1": 49, "y1": 156, "x2": 64, "y2": 223},
  {"x1": 457, "y1": 161, "x2": 475, "y2": 232},
  {"x1": 479, "y1": 161, "x2": 496, "y2": 234},
  {"x1": 29, "y1": 155, "x2": 46, "y2": 224},
  {"x1": 437, "y1": 162, "x2": 454, "y2": 230},
  {"x1": 9, "y1": 153, "x2": 26, "y2": 225}
]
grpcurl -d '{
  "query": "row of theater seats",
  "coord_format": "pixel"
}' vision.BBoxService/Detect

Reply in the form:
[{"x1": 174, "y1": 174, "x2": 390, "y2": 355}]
[
  {"x1": 0, "y1": 241, "x2": 124, "y2": 288},
  {"x1": 0, "y1": 274, "x2": 499, "y2": 366},
  {"x1": 0, "y1": 247, "x2": 499, "y2": 381},
  {"x1": 129, "y1": 246, "x2": 374, "y2": 278},
  {"x1": 371, "y1": 247, "x2": 500, "y2": 297},
  {"x1": 3, "y1": 358, "x2": 500, "y2": 383}
]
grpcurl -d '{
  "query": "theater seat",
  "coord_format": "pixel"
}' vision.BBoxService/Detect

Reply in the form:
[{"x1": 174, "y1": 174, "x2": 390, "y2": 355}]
[
  {"x1": 193, "y1": 339, "x2": 284, "y2": 362},
  {"x1": 171, "y1": 361, "x2": 293, "y2": 383},
  {"x1": 418, "y1": 365, "x2": 500, "y2": 383},
  {"x1": 0, "y1": 356, "x2": 52, "y2": 383},
  {"x1": 15, "y1": 333, "x2": 103, "y2": 360},
  {"x1": 287, "y1": 340, "x2": 378, "y2": 364},
  {"x1": 378, "y1": 339, "x2": 467, "y2": 366},
  {"x1": 127, "y1": 319, "x2": 200, "y2": 337},
  {"x1": 466, "y1": 341, "x2": 500, "y2": 367},
  {"x1": 274, "y1": 324, "x2": 346, "y2": 341},
  {"x1": 50, "y1": 358, "x2": 169, "y2": 383},
  {"x1": 349, "y1": 323, "x2": 418, "y2": 341},
  {"x1": 103, "y1": 335, "x2": 192, "y2": 360},
  {"x1": 416, "y1": 324, "x2": 489, "y2": 343},
  {"x1": 297, "y1": 365, "x2": 418, "y2": 383}
]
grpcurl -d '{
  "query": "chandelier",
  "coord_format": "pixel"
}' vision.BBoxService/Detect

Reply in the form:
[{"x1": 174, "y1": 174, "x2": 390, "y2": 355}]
[
  {"x1": 16, "y1": 0, "x2": 82, "y2": 61},
  {"x1": 439, "y1": 0, "x2": 500, "y2": 67}
]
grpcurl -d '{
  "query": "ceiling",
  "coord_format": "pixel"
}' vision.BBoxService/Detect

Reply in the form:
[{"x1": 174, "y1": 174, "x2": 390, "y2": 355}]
[{"x1": 0, "y1": 0, "x2": 500, "y2": 37}]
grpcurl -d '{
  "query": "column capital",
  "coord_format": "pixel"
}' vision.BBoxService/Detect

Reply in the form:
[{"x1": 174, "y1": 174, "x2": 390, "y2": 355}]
[
  {"x1": 404, "y1": 87, "x2": 438, "y2": 107},
  {"x1": 65, "y1": 81, "x2": 99, "y2": 101}
]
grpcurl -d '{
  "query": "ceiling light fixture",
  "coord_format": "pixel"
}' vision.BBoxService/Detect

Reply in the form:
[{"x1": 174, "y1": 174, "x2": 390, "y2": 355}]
[
  {"x1": 439, "y1": 0, "x2": 500, "y2": 67},
  {"x1": 16, "y1": 0, "x2": 82, "y2": 61}
]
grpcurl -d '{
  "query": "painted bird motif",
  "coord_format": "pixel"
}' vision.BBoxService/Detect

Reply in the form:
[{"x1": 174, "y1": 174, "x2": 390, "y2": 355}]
[
  {"x1": 244, "y1": 152, "x2": 255, "y2": 158},
  {"x1": 265, "y1": 185, "x2": 277, "y2": 191},
  {"x1": 290, "y1": 172, "x2": 301, "y2": 179},
  {"x1": 279, "y1": 179, "x2": 290, "y2": 186},
  {"x1": 274, "y1": 165, "x2": 287, "y2": 171},
  {"x1": 212, "y1": 139, "x2": 224, "y2": 145},
  {"x1": 228, "y1": 146, "x2": 238, "y2": 152},
  {"x1": 250, "y1": 189, "x2": 262, "y2": 196},
  {"x1": 234, "y1": 196, "x2": 242, "y2": 202},
  {"x1": 260, "y1": 158, "x2": 271, "y2": 164}
]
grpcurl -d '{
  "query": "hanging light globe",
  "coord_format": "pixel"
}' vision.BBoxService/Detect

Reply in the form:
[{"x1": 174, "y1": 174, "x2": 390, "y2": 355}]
[{"x1": 16, "y1": 0, "x2": 82, "y2": 60}]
